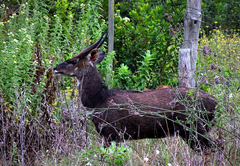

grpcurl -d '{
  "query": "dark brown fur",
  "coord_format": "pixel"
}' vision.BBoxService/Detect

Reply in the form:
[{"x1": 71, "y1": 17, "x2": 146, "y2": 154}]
[{"x1": 54, "y1": 34, "x2": 217, "y2": 152}]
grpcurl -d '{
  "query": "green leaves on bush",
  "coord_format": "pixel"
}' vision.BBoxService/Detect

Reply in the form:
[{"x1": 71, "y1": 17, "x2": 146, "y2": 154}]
[{"x1": 113, "y1": 0, "x2": 184, "y2": 89}]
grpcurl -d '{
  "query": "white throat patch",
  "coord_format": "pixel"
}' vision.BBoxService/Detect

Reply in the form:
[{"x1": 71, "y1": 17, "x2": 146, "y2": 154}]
[{"x1": 76, "y1": 77, "x2": 80, "y2": 87}]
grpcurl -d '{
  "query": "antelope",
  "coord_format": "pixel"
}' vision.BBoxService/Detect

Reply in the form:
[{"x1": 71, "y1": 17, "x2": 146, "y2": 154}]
[{"x1": 54, "y1": 33, "x2": 217, "y2": 152}]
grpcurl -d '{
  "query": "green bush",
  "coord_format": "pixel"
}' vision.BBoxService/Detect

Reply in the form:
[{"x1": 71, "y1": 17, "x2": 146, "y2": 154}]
[
  {"x1": 113, "y1": 0, "x2": 184, "y2": 89},
  {"x1": 0, "y1": 0, "x2": 106, "y2": 163}
]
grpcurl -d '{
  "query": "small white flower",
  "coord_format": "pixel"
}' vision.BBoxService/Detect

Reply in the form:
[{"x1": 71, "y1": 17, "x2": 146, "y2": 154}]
[
  {"x1": 156, "y1": 149, "x2": 160, "y2": 155},
  {"x1": 143, "y1": 157, "x2": 149, "y2": 162},
  {"x1": 123, "y1": 17, "x2": 130, "y2": 22}
]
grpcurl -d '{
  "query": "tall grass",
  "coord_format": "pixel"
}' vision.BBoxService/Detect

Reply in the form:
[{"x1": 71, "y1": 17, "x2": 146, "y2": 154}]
[
  {"x1": 0, "y1": 1, "x2": 105, "y2": 165},
  {"x1": 0, "y1": 1, "x2": 239, "y2": 165}
]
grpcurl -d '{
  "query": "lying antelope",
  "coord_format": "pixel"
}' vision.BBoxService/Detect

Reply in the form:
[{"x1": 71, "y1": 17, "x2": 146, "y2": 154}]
[{"x1": 54, "y1": 33, "x2": 217, "y2": 152}]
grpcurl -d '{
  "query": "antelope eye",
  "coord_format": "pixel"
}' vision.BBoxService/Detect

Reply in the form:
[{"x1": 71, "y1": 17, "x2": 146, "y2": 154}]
[{"x1": 71, "y1": 60, "x2": 77, "y2": 65}]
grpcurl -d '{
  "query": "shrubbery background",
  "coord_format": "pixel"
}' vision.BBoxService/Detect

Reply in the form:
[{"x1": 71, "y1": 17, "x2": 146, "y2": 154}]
[{"x1": 0, "y1": 0, "x2": 239, "y2": 165}]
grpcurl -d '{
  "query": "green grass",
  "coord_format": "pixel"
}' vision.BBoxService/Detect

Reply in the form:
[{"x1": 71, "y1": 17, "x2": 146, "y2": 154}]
[{"x1": 0, "y1": 1, "x2": 239, "y2": 165}]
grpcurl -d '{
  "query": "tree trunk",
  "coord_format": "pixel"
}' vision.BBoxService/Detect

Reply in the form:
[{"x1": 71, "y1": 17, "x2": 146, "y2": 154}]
[{"x1": 178, "y1": 0, "x2": 201, "y2": 88}]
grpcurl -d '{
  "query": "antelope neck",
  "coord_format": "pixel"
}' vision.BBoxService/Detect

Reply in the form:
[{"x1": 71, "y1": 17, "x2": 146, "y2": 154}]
[{"x1": 76, "y1": 67, "x2": 109, "y2": 108}]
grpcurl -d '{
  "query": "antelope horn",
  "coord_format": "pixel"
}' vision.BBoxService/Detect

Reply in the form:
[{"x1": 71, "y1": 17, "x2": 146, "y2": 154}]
[
  {"x1": 97, "y1": 32, "x2": 108, "y2": 48},
  {"x1": 77, "y1": 32, "x2": 105, "y2": 58}
]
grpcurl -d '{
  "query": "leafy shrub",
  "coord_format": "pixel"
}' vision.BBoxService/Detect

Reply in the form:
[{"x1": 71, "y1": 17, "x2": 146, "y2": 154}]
[
  {"x1": 101, "y1": 142, "x2": 132, "y2": 165},
  {"x1": 202, "y1": 0, "x2": 240, "y2": 31},
  {"x1": 0, "y1": 0, "x2": 106, "y2": 164},
  {"x1": 113, "y1": 0, "x2": 184, "y2": 89},
  {"x1": 114, "y1": 63, "x2": 134, "y2": 90}
]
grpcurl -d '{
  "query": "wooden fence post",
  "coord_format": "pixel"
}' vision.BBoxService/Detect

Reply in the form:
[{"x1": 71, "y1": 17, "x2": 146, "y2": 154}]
[
  {"x1": 178, "y1": 0, "x2": 201, "y2": 88},
  {"x1": 107, "y1": 0, "x2": 114, "y2": 87}
]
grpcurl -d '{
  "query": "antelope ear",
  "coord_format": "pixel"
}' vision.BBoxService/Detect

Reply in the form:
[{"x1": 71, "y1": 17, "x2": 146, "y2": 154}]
[
  {"x1": 89, "y1": 49, "x2": 99, "y2": 62},
  {"x1": 89, "y1": 49, "x2": 105, "y2": 64},
  {"x1": 95, "y1": 51, "x2": 105, "y2": 64}
]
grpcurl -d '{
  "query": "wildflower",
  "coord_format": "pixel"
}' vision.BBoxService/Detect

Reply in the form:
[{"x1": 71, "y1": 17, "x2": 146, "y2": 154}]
[
  {"x1": 156, "y1": 149, "x2": 160, "y2": 155},
  {"x1": 214, "y1": 77, "x2": 220, "y2": 84},
  {"x1": 210, "y1": 64, "x2": 215, "y2": 70},
  {"x1": 28, "y1": 40, "x2": 33, "y2": 44},
  {"x1": 213, "y1": 51, "x2": 217, "y2": 57},
  {"x1": 214, "y1": 21, "x2": 218, "y2": 24},
  {"x1": 201, "y1": 76, "x2": 207, "y2": 84},
  {"x1": 143, "y1": 157, "x2": 149, "y2": 162},
  {"x1": 8, "y1": 32, "x2": 14, "y2": 36},
  {"x1": 225, "y1": 81, "x2": 229, "y2": 85},
  {"x1": 220, "y1": 76, "x2": 224, "y2": 81},
  {"x1": 208, "y1": 47, "x2": 212, "y2": 55},
  {"x1": 206, "y1": 26, "x2": 209, "y2": 28},
  {"x1": 203, "y1": 46, "x2": 208, "y2": 56},
  {"x1": 123, "y1": 17, "x2": 130, "y2": 22}
]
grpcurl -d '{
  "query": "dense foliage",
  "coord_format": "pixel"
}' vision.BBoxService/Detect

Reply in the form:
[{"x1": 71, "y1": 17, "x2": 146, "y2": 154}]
[
  {"x1": 0, "y1": 0, "x2": 239, "y2": 165},
  {"x1": 113, "y1": 0, "x2": 184, "y2": 89},
  {"x1": 0, "y1": 0, "x2": 106, "y2": 164},
  {"x1": 202, "y1": 0, "x2": 240, "y2": 31},
  {"x1": 0, "y1": 0, "x2": 106, "y2": 106}
]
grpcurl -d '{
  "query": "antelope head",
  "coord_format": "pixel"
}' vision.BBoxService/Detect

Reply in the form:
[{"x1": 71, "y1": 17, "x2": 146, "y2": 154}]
[{"x1": 53, "y1": 32, "x2": 107, "y2": 77}]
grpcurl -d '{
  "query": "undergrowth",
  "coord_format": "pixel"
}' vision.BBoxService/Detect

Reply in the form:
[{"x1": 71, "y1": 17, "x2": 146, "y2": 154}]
[{"x1": 0, "y1": 1, "x2": 239, "y2": 166}]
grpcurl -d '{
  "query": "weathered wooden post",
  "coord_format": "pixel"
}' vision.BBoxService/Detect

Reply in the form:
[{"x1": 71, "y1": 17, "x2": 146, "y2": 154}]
[
  {"x1": 107, "y1": 0, "x2": 114, "y2": 87},
  {"x1": 178, "y1": 0, "x2": 202, "y2": 88}
]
